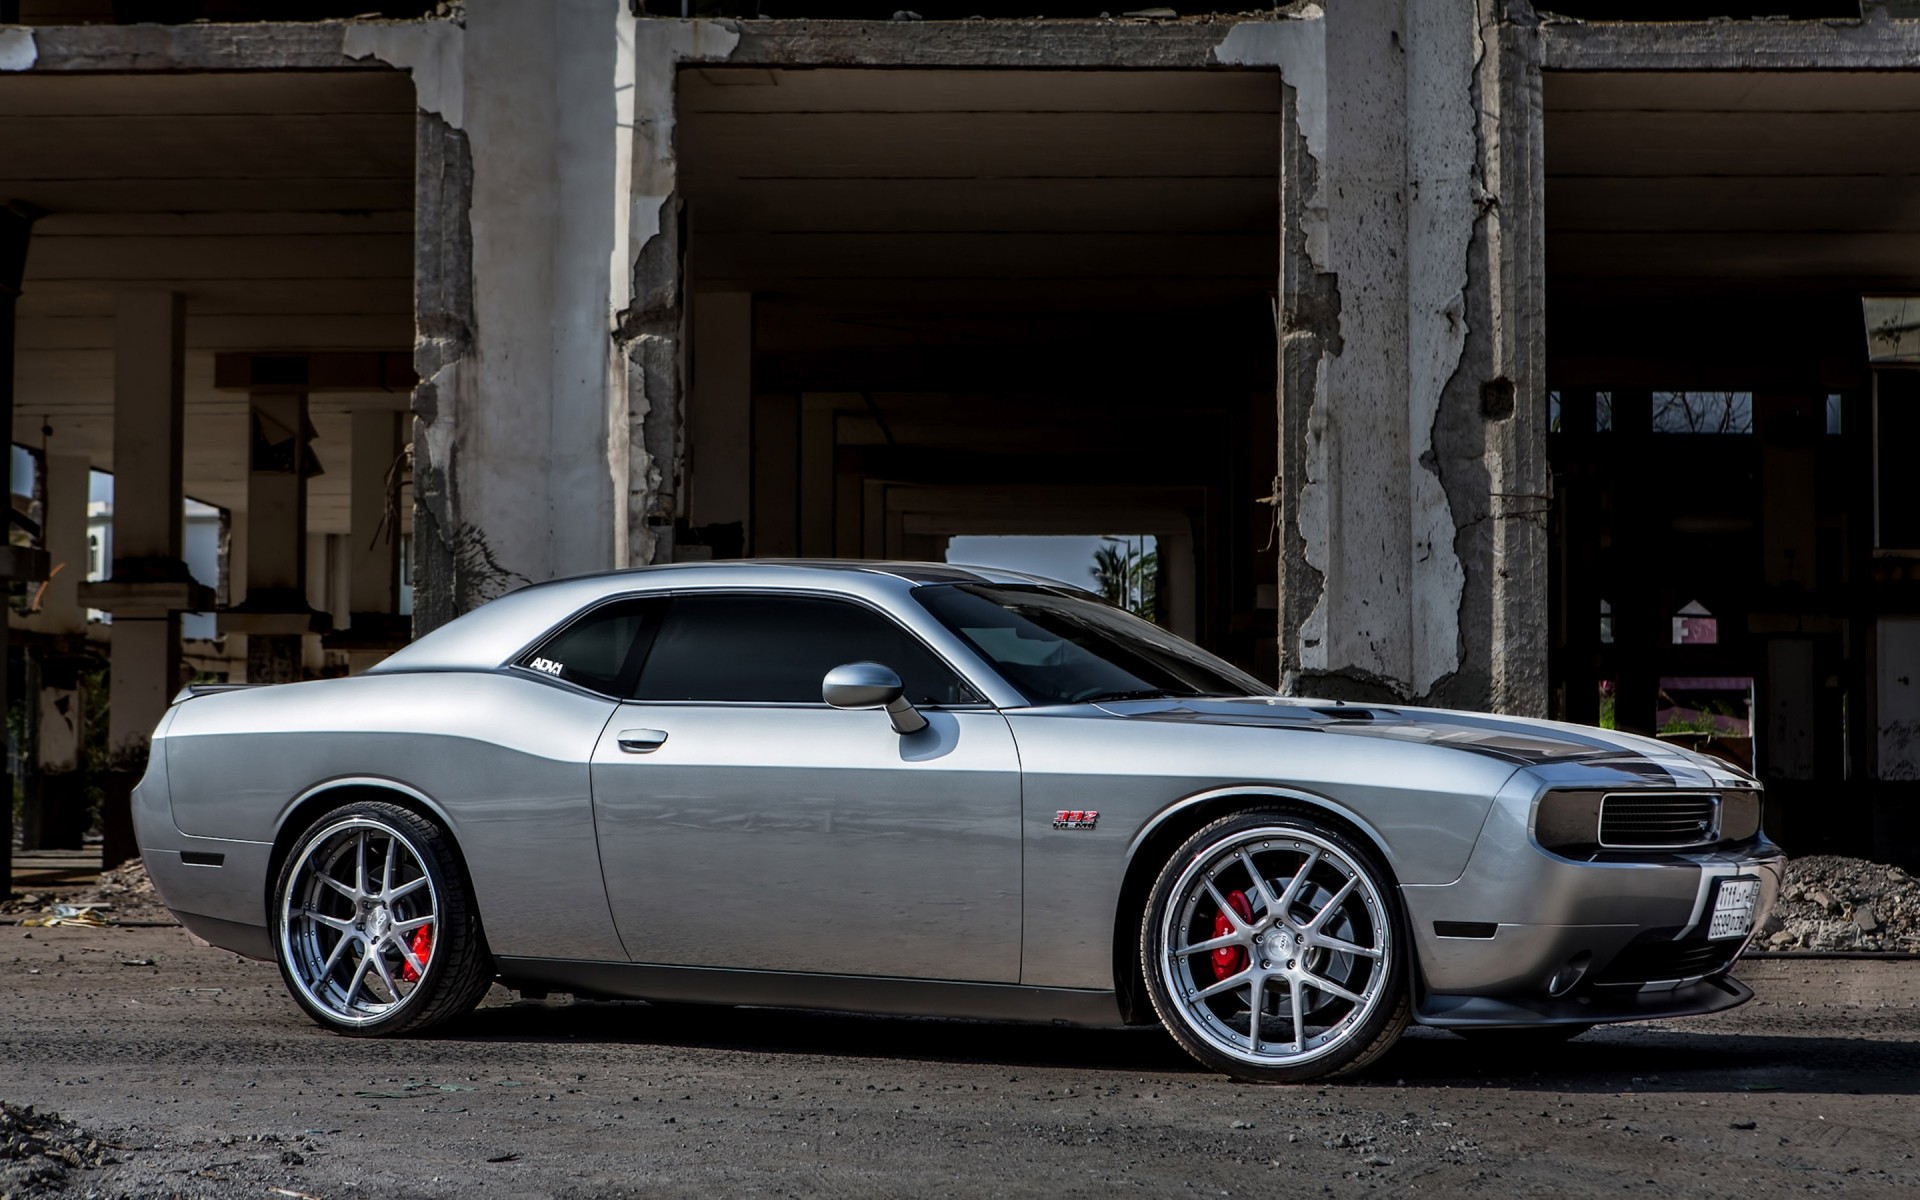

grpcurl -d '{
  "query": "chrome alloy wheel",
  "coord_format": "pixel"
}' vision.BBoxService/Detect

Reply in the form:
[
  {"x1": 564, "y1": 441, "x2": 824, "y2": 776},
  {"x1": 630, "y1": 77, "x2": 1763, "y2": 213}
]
[
  {"x1": 1157, "y1": 828, "x2": 1391, "y2": 1069},
  {"x1": 279, "y1": 817, "x2": 440, "y2": 1027}
]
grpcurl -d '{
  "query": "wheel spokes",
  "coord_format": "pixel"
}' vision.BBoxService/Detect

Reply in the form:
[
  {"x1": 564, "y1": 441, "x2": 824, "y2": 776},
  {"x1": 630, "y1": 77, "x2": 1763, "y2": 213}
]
[
  {"x1": 1308, "y1": 930, "x2": 1382, "y2": 959},
  {"x1": 344, "y1": 945, "x2": 376, "y2": 1007},
  {"x1": 395, "y1": 933, "x2": 428, "y2": 979},
  {"x1": 1275, "y1": 849, "x2": 1321, "y2": 916},
  {"x1": 1303, "y1": 970, "x2": 1366, "y2": 1006},
  {"x1": 1304, "y1": 876, "x2": 1359, "y2": 933},
  {"x1": 319, "y1": 928, "x2": 357, "y2": 977},
  {"x1": 1174, "y1": 931, "x2": 1242, "y2": 957},
  {"x1": 370, "y1": 945, "x2": 403, "y2": 1003},
  {"x1": 1163, "y1": 831, "x2": 1389, "y2": 1068},
  {"x1": 1193, "y1": 967, "x2": 1254, "y2": 1002},
  {"x1": 302, "y1": 908, "x2": 355, "y2": 933},
  {"x1": 283, "y1": 818, "x2": 442, "y2": 1024},
  {"x1": 1203, "y1": 879, "x2": 1250, "y2": 933},
  {"x1": 1236, "y1": 850, "x2": 1281, "y2": 916}
]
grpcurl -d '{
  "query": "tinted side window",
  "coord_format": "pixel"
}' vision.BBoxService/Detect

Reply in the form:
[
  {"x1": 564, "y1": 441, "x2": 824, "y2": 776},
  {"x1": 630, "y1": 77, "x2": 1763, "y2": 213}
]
[
  {"x1": 518, "y1": 600, "x2": 659, "y2": 696},
  {"x1": 634, "y1": 594, "x2": 977, "y2": 706}
]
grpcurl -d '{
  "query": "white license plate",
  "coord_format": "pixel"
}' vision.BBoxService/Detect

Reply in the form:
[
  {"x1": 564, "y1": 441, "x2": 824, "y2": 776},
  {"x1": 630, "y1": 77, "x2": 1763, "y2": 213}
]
[{"x1": 1707, "y1": 877, "x2": 1761, "y2": 942}]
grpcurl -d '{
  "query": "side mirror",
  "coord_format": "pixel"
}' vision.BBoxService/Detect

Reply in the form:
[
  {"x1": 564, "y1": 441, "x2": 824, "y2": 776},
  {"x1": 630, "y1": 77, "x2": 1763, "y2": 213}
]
[{"x1": 822, "y1": 661, "x2": 928, "y2": 735}]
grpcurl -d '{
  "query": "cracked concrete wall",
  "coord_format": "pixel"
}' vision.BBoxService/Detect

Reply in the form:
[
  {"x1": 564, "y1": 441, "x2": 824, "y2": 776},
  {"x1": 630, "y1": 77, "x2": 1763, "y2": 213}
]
[
  {"x1": 1276, "y1": 0, "x2": 1546, "y2": 713},
  {"x1": 616, "y1": 19, "x2": 741, "y2": 567},
  {"x1": 347, "y1": 1, "x2": 1547, "y2": 688},
  {"x1": 352, "y1": 6, "x2": 633, "y2": 631}
]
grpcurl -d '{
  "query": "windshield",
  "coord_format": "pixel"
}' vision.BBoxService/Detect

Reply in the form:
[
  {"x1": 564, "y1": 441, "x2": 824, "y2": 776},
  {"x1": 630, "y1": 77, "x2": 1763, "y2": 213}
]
[{"x1": 912, "y1": 583, "x2": 1274, "y2": 706}]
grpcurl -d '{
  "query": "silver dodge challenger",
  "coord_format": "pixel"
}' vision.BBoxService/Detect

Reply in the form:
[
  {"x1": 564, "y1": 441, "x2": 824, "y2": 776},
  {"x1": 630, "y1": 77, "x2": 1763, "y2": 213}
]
[{"x1": 135, "y1": 561, "x2": 1783, "y2": 1083}]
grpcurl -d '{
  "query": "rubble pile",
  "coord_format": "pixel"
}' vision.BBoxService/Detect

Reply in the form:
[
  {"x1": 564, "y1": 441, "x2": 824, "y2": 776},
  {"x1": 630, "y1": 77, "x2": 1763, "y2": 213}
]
[
  {"x1": 0, "y1": 1101, "x2": 116, "y2": 1198},
  {"x1": 2, "y1": 858, "x2": 173, "y2": 924},
  {"x1": 1752, "y1": 855, "x2": 1920, "y2": 953},
  {"x1": 84, "y1": 859, "x2": 171, "y2": 922}
]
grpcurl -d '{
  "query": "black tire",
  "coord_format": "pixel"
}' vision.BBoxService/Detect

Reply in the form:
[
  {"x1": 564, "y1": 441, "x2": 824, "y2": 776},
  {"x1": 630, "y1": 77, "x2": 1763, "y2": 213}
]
[
  {"x1": 1141, "y1": 808, "x2": 1411, "y2": 1083},
  {"x1": 270, "y1": 800, "x2": 493, "y2": 1036}
]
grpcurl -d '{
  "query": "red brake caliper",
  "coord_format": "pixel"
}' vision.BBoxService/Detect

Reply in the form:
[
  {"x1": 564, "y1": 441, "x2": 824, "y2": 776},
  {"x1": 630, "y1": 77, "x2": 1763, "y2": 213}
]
[
  {"x1": 401, "y1": 925, "x2": 434, "y2": 983},
  {"x1": 1210, "y1": 890, "x2": 1254, "y2": 980}
]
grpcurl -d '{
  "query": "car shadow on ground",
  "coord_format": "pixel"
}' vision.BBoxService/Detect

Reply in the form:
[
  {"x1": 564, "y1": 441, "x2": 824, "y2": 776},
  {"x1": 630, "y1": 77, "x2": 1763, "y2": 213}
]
[
  {"x1": 1381, "y1": 1026, "x2": 1920, "y2": 1095},
  {"x1": 445, "y1": 1000, "x2": 1920, "y2": 1094}
]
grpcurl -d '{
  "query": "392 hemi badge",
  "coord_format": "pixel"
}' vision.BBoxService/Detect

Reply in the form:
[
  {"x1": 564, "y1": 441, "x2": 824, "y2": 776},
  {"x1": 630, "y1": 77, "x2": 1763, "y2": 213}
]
[{"x1": 1053, "y1": 810, "x2": 1099, "y2": 831}]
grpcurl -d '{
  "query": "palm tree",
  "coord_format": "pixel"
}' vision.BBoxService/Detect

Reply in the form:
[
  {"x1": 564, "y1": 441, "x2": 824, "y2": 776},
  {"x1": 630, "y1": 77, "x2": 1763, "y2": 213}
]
[{"x1": 1091, "y1": 538, "x2": 1158, "y2": 622}]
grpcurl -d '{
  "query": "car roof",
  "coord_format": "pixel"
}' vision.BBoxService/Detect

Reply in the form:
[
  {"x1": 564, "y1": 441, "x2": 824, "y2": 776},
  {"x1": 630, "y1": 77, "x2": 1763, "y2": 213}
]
[
  {"x1": 368, "y1": 559, "x2": 1084, "y2": 675},
  {"x1": 565, "y1": 559, "x2": 1072, "y2": 587}
]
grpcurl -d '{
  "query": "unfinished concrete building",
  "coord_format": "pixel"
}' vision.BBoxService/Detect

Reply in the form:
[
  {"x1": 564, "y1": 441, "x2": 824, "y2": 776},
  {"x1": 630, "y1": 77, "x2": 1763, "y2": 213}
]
[{"x1": 1, "y1": 0, "x2": 1917, "y2": 879}]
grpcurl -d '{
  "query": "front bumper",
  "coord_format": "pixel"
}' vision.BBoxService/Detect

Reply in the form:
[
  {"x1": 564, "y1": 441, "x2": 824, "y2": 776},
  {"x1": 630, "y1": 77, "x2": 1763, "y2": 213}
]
[
  {"x1": 1402, "y1": 773, "x2": 1784, "y2": 1028},
  {"x1": 1419, "y1": 975, "x2": 1752, "y2": 1028}
]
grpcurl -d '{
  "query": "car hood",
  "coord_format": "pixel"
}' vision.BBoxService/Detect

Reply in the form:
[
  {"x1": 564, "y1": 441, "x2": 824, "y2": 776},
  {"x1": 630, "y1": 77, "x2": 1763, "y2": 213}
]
[{"x1": 1090, "y1": 695, "x2": 1756, "y2": 788}]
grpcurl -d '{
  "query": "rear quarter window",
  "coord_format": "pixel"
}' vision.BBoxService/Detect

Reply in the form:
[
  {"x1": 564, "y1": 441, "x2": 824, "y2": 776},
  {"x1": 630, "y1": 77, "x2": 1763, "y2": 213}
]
[{"x1": 517, "y1": 599, "x2": 660, "y2": 696}]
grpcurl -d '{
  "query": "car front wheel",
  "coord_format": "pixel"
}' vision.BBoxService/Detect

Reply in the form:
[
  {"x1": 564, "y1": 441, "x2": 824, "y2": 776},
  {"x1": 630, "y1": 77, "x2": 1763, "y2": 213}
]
[
  {"x1": 1141, "y1": 809, "x2": 1410, "y2": 1083},
  {"x1": 271, "y1": 800, "x2": 493, "y2": 1036}
]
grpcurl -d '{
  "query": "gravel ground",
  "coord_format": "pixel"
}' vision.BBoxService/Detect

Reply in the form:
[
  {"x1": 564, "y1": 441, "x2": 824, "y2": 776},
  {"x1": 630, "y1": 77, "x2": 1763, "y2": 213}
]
[
  {"x1": 1, "y1": 1100, "x2": 120, "y2": 1198},
  {"x1": 3, "y1": 923, "x2": 1919, "y2": 1198}
]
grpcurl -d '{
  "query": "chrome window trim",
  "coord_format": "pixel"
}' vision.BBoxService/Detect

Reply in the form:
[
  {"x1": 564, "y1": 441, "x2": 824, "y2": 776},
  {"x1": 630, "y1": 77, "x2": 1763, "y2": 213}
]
[
  {"x1": 506, "y1": 584, "x2": 1005, "y2": 708},
  {"x1": 1597, "y1": 790, "x2": 1722, "y2": 851}
]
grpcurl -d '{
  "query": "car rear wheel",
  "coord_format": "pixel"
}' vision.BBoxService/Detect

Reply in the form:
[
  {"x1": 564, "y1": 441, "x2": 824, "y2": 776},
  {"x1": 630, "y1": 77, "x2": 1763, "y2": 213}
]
[
  {"x1": 1141, "y1": 809, "x2": 1410, "y2": 1083},
  {"x1": 272, "y1": 800, "x2": 492, "y2": 1036}
]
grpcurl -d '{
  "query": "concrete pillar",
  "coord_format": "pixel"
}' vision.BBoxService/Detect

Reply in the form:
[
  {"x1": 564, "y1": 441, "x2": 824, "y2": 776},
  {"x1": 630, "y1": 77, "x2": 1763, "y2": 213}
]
[
  {"x1": 36, "y1": 452, "x2": 89, "y2": 632},
  {"x1": 340, "y1": 407, "x2": 406, "y2": 672},
  {"x1": 237, "y1": 389, "x2": 315, "y2": 684},
  {"x1": 101, "y1": 292, "x2": 188, "y2": 867},
  {"x1": 1277, "y1": 0, "x2": 1548, "y2": 714},
  {"x1": 387, "y1": 3, "x2": 628, "y2": 629},
  {"x1": 349, "y1": 408, "x2": 403, "y2": 617},
  {"x1": 0, "y1": 202, "x2": 33, "y2": 891},
  {"x1": 25, "y1": 450, "x2": 92, "y2": 850},
  {"x1": 1320, "y1": 0, "x2": 1414, "y2": 693}
]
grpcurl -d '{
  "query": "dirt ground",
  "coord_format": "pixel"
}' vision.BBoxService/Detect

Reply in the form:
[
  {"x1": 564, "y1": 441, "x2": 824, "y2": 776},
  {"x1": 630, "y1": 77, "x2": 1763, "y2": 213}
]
[{"x1": 3, "y1": 924, "x2": 1917, "y2": 1199}]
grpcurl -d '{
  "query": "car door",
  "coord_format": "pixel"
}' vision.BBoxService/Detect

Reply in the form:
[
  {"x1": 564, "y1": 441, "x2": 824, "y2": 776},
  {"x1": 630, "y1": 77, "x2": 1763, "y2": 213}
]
[{"x1": 589, "y1": 590, "x2": 1024, "y2": 982}]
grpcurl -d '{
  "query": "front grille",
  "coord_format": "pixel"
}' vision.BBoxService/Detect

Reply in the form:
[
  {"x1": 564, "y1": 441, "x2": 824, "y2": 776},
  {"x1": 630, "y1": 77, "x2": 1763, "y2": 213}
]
[
  {"x1": 1592, "y1": 936, "x2": 1743, "y2": 986},
  {"x1": 1599, "y1": 792, "x2": 1719, "y2": 848}
]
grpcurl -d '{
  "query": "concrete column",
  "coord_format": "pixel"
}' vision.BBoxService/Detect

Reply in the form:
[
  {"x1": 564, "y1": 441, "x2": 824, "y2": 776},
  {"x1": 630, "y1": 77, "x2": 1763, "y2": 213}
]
[
  {"x1": 26, "y1": 450, "x2": 92, "y2": 850},
  {"x1": 241, "y1": 389, "x2": 312, "y2": 684},
  {"x1": 349, "y1": 409, "x2": 403, "y2": 617},
  {"x1": 104, "y1": 291, "x2": 187, "y2": 868},
  {"x1": 36, "y1": 452, "x2": 89, "y2": 633},
  {"x1": 0, "y1": 202, "x2": 34, "y2": 889},
  {"x1": 387, "y1": 4, "x2": 627, "y2": 628},
  {"x1": 340, "y1": 407, "x2": 405, "y2": 672},
  {"x1": 1320, "y1": 0, "x2": 1414, "y2": 694},
  {"x1": 1277, "y1": 0, "x2": 1547, "y2": 714}
]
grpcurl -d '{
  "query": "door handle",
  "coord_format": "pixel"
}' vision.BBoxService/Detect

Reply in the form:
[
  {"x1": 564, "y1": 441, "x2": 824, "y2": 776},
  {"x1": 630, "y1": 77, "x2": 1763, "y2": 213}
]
[{"x1": 616, "y1": 728, "x2": 669, "y2": 753}]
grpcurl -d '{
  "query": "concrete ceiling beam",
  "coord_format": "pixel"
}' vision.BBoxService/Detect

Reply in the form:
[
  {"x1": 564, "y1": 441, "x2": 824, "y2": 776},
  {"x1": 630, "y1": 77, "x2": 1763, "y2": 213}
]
[{"x1": 1541, "y1": 12, "x2": 1920, "y2": 72}]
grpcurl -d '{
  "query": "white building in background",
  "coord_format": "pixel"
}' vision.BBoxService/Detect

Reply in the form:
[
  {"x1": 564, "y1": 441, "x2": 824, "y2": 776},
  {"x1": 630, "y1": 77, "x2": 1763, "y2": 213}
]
[{"x1": 85, "y1": 469, "x2": 224, "y2": 641}]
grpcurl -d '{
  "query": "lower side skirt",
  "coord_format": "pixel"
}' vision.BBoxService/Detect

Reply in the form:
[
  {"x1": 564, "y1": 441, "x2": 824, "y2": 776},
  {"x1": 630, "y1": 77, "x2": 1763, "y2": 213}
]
[
  {"x1": 176, "y1": 912, "x2": 275, "y2": 961},
  {"x1": 494, "y1": 956, "x2": 1127, "y2": 1028}
]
